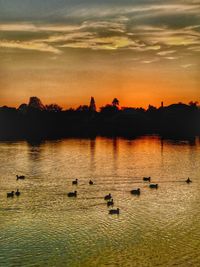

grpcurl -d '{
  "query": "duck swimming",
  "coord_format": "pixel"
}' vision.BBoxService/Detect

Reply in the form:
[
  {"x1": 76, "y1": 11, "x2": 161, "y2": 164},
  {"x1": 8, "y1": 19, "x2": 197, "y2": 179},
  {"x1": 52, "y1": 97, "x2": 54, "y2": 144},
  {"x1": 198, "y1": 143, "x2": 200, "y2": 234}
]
[
  {"x1": 15, "y1": 189, "x2": 20, "y2": 196},
  {"x1": 143, "y1": 177, "x2": 151, "y2": 182},
  {"x1": 149, "y1": 184, "x2": 158, "y2": 189},
  {"x1": 7, "y1": 191, "x2": 14, "y2": 198},
  {"x1": 67, "y1": 191, "x2": 77, "y2": 197},
  {"x1": 109, "y1": 208, "x2": 120, "y2": 215},
  {"x1": 16, "y1": 175, "x2": 25, "y2": 180},
  {"x1": 130, "y1": 188, "x2": 140, "y2": 195},
  {"x1": 107, "y1": 199, "x2": 114, "y2": 207},
  {"x1": 186, "y1": 178, "x2": 192, "y2": 183},
  {"x1": 104, "y1": 193, "x2": 112, "y2": 200},
  {"x1": 72, "y1": 179, "x2": 78, "y2": 185},
  {"x1": 89, "y1": 180, "x2": 94, "y2": 185}
]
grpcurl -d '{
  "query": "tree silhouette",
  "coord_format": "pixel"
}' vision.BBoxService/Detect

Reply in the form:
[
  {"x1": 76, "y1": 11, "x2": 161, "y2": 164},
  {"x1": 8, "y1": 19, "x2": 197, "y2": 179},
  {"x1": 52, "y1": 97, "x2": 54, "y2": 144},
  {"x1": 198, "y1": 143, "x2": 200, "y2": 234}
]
[
  {"x1": 45, "y1": 104, "x2": 62, "y2": 112},
  {"x1": 0, "y1": 96, "x2": 199, "y2": 140},
  {"x1": 76, "y1": 105, "x2": 89, "y2": 112},
  {"x1": 28, "y1": 97, "x2": 45, "y2": 110},
  {"x1": 189, "y1": 101, "x2": 198, "y2": 108},
  {"x1": 112, "y1": 98, "x2": 119, "y2": 107},
  {"x1": 89, "y1": 97, "x2": 96, "y2": 112}
]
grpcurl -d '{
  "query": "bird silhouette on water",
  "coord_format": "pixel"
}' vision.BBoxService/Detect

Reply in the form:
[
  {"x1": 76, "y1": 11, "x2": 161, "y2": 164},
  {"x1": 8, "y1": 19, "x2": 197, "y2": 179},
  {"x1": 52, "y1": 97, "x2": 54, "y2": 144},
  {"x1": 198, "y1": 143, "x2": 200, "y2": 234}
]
[
  {"x1": 149, "y1": 184, "x2": 158, "y2": 189},
  {"x1": 107, "y1": 199, "x2": 114, "y2": 207},
  {"x1": 104, "y1": 193, "x2": 112, "y2": 200},
  {"x1": 130, "y1": 188, "x2": 140, "y2": 195},
  {"x1": 15, "y1": 189, "x2": 21, "y2": 196},
  {"x1": 7, "y1": 191, "x2": 14, "y2": 198},
  {"x1": 68, "y1": 191, "x2": 77, "y2": 197},
  {"x1": 186, "y1": 178, "x2": 192, "y2": 183},
  {"x1": 109, "y1": 208, "x2": 120, "y2": 215},
  {"x1": 16, "y1": 175, "x2": 25, "y2": 180},
  {"x1": 143, "y1": 177, "x2": 151, "y2": 182},
  {"x1": 72, "y1": 179, "x2": 78, "y2": 185}
]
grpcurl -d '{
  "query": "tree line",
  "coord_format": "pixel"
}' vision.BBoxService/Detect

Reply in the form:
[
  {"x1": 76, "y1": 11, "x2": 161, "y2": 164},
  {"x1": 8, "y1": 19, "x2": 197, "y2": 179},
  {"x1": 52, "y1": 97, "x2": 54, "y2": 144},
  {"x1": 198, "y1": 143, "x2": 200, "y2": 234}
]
[{"x1": 0, "y1": 96, "x2": 199, "y2": 140}]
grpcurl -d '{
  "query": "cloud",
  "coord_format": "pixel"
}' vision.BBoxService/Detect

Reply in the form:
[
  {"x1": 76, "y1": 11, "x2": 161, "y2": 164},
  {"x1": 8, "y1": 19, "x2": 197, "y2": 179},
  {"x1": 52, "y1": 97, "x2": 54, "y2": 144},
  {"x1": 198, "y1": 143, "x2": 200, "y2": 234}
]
[
  {"x1": 141, "y1": 58, "x2": 159, "y2": 64},
  {"x1": 188, "y1": 46, "x2": 200, "y2": 52},
  {"x1": 58, "y1": 3, "x2": 200, "y2": 21},
  {"x1": 157, "y1": 50, "x2": 176, "y2": 56},
  {"x1": 0, "y1": 1, "x2": 200, "y2": 55},
  {"x1": 132, "y1": 25, "x2": 200, "y2": 48},
  {"x1": 0, "y1": 23, "x2": 83, "y2": 32},
  {"x1": 60, "y1": 36, "x2": 132, "y2": 50},
  {"x1": 164, "y1": 56, "x2": 179, "y2": 60},
  {"x1": 181, "y1": 64, "x2": 196, "y2": 68},
  {"x1": 0, "y1": 40, "x2": 61, "y2": 54}
]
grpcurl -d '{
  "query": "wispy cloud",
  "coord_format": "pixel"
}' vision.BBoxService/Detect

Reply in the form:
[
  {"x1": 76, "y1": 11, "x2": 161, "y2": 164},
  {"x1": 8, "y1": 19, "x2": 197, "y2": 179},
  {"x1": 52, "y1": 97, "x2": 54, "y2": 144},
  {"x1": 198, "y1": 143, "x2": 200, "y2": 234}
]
[
  {"x1": 181, "y1": 63, "x2": 196, "y2": 68},
  {"x1": 157, "y1": 50, "x2": 176, "y2": 56},
  {"x1": 188, "y1": 46, "x2": 200, "y2": 52},
  {"x1": 59, "y1": 3, "x2": 200, "y2": 20},
  {"x1": 164, "y1": 56, "x2": 179, "y2": 60},
  {"x1": 0, "y1": 40, "x2": 61, "y2": 54},
  {"x1": 0, "y1": 23, "x2": 82, "y2": 33},
  {"x1": 141, "y1": 58, "x2": 159, "y2": 64},
  {"x1": 0, "y1": 1, "x2": 200, "y2": 57}
]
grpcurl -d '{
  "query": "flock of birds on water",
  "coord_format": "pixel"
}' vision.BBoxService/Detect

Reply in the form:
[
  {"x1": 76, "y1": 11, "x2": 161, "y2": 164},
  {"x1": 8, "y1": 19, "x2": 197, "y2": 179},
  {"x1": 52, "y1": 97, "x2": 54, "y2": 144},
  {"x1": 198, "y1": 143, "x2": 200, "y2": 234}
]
[{"x1": 6, "y1": 175, "x2": 192, "y2": 215}]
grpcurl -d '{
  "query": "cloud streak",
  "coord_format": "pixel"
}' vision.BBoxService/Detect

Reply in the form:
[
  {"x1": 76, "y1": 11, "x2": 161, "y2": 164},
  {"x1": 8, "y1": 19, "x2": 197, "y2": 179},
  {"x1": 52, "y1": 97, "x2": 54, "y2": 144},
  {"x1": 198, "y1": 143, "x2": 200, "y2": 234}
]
[
  {"x1": 0, "y1": 1, "x2": 200, "y2": 59},
  {"x1": 0, "y1": 40, "x2": 61, "y2": 54}
]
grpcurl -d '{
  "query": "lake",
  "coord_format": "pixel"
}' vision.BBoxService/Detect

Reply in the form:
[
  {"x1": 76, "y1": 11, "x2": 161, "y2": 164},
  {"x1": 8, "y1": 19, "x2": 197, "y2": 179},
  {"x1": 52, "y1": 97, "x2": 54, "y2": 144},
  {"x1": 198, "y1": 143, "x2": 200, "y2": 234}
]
[{"x1": 0, "y1": 136, "x2": 200, "y2": 267}]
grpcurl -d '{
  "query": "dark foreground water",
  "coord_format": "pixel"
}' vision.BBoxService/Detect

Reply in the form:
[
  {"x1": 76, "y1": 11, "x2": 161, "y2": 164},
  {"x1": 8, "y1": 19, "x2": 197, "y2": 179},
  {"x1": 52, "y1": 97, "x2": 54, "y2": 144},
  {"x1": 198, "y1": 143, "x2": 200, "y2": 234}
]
[{"x1": 0, "y1": 136, "x2": 200, "y2": 267}]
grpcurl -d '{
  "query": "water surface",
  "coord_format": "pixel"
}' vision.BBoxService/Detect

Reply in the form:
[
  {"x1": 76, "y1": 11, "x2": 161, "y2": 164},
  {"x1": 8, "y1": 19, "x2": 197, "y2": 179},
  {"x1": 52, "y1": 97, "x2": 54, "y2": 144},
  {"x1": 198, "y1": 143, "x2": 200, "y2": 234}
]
[{"x1": 0, "y1": 136, "x2": 200, "y2": 267}]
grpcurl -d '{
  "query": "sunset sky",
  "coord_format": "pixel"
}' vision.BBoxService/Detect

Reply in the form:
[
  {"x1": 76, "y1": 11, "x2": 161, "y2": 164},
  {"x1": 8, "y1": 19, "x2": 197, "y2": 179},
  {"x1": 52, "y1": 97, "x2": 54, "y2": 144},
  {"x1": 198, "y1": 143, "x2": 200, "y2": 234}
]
[{"x1": 0, "y1": 0, "x2": 199, "y2": 109}]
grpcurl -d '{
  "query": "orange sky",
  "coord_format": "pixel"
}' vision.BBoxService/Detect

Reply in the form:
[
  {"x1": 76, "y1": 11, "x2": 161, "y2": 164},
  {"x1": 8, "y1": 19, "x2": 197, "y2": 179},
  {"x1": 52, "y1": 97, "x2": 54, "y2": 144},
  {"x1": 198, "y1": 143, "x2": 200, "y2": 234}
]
[
  {"x1": 0, "y1": 1, "x2": 200, "y2": 109},
  {"x1": 0, "y1": 48, "x2": 199, "y2": 109}
]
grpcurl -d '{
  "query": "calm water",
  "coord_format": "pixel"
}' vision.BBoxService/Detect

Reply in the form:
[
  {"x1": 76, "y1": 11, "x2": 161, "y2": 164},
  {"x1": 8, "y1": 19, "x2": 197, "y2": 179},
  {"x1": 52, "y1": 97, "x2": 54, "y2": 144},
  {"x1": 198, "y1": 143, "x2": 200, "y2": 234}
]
[{"x1": 0, "y1": 136, "x2": 200, "y2": 267}]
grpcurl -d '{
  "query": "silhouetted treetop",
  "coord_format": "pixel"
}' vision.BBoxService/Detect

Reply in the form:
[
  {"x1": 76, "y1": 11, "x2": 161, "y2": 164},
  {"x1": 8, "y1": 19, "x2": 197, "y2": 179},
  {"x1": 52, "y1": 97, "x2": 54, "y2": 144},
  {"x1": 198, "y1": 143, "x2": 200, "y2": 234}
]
[
  {"x1": 76, "y1": 105, "x2": 89, "y2": 112},
  {"x1": 18, "y1": 103, "x2": 28, "y2": 113},
  {"x1": 0, "y1": 96, "x2": 199, "y2": 140},
  {"x1": 112, "y1": 98, "x2": 119, "y2": 107},
  {"x1": 28, "y1": 97, "x2": 45, "y2": 111},
  {"x1": 89, "y1": 97, "x2": 96, "y2": 112},
  {"x1": 189, "y1": 101, "x2": 198, "y2": 109},
  {"x1": 45, "y1": 104, "x2": 63, "y2": 112}
]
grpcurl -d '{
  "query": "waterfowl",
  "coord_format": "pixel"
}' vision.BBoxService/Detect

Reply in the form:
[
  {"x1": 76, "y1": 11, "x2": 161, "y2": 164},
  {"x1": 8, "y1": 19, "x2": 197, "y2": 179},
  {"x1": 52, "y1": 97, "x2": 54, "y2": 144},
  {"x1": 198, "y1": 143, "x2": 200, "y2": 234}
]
[
  {"x1": 67, "y1": 191, "x2": 77, "y2": 197},
  {"x1": 149, "y1": 184, "x2": 158, "y2": 189},
  {"x1": 16, "y1": 175, "x2": 25, "y2": 180},
  {"x1": 143, "y1": 177, "x2": 151, "y2": 182},
  {"x1": 186, "y1": 178, "x2": 192, "y2": 183},
  {"x1": 109, "y1": 208, "x2": 120, "y2": 215},
  {"x1": 130, "y1": 188, "x2": 140, "y2": 195},
  {"x1": 7, "y1": 191, "x2": 14, "y2": 198},
  {"x1": 15, "y1": 189, "x2": 20, "y2": 196},
  {"x1": 89, "y1": 180, "x2": 94, "y2": 185},
  {"x1": 72, "y1": 179, "x2": 78, "y2": 185},
  {"x1": 107, "y1": 199, "x2": 114, "y2": 207},
  {"x1": 104, "y1": 193, "x2": 112, "y2": 200}
]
